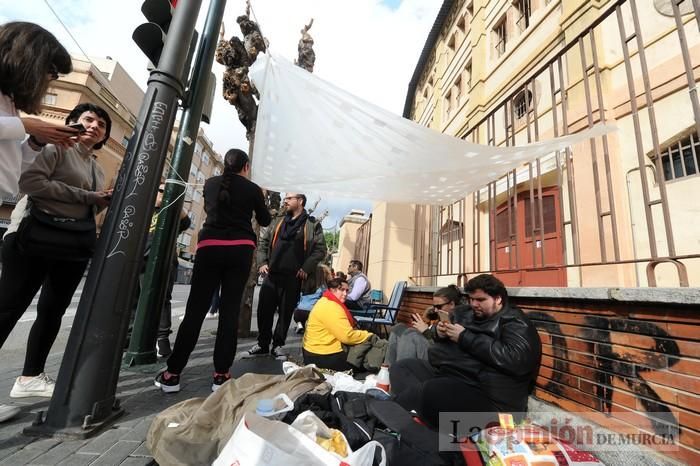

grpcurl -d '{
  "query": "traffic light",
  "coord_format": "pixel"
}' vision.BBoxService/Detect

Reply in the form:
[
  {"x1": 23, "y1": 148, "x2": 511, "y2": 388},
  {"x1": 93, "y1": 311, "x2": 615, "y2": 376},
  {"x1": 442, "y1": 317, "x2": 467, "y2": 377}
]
[{"x1": 133, "y1": 0, "x2": 174, "y2": 67}]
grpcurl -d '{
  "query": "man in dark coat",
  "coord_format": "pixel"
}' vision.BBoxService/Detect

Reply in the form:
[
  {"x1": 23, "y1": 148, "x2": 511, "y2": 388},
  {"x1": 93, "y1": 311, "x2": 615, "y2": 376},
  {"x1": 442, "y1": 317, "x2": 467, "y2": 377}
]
[
  {"x1": 390, "y1": 274, "x2": 542, "y2": 429},
  {"x1": 245, "y1": 193, "x2": 327, "y2": 359}
]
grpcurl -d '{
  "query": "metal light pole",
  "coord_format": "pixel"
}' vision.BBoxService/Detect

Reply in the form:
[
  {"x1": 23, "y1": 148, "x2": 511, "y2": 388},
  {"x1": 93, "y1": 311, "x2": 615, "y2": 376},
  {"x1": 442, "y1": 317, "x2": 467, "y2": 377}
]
[
  {"x1": 24, "y1": 0, "x2": 203, "y2": 439},
  {"x1": 125, "y1": 0, "x2": 227, "y2": 366}
]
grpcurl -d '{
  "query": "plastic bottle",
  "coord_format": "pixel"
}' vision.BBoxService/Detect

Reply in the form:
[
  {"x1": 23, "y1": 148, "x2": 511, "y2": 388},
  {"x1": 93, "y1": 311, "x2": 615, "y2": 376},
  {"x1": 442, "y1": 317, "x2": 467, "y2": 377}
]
[
  {"x1": 254, "y1": 394, "x2": 294, "y2": 420},
  {"x1": 376, "y1": 364, "x2": 390, "y2": 392}
]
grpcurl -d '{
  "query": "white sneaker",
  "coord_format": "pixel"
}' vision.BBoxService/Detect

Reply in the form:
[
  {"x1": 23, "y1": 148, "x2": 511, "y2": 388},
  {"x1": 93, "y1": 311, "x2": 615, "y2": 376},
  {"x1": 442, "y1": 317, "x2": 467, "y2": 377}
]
[
  {"x1": 294, "y1": 322, "x2": 304, "y2": 334},
  {"x1": 0, "y1": 404, "x2": 20, "y2": 422},
  {"x1": 10, "y1": 373, "x2": 55, "y2": 398},
  {"x1": 205, "y1": 312, "x2": 218, "y2": 320}
]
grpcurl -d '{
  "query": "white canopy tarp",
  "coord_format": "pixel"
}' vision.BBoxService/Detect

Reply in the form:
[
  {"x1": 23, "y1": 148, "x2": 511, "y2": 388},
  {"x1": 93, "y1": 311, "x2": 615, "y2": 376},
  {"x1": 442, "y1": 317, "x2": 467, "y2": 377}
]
[{"x1": 248, "y1": 53, "x2": 614, "y2": 205}]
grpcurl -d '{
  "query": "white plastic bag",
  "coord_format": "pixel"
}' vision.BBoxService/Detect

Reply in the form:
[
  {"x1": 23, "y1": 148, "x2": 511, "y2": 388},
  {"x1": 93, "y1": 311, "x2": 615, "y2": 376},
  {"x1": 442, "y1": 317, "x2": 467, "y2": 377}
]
[{"x1": 213, "y1": 413, "x2": 386, "y2": 466}]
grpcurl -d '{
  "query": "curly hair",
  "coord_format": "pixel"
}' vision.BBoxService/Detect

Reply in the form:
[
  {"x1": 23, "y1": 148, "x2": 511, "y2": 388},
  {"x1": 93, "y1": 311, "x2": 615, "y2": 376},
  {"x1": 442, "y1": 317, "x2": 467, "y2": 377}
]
[{"x1": 0, "y1": 22, "x2": 71, "y2": 114}]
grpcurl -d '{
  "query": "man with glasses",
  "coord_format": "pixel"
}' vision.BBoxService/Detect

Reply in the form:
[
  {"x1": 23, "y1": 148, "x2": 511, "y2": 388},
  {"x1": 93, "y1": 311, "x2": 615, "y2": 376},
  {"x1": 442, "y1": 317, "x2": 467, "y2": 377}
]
[{"x1": 245, "y1": 193, "x2": 327, "y2": 359}]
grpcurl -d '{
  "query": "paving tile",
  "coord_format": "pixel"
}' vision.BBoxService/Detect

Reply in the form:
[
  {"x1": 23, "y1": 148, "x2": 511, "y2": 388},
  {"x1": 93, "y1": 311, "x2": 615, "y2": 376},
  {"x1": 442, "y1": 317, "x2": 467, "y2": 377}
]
[
  {"x1": 128, "y1": 442, "x2": 151, "y2": 458},
  {"x1": 77, "y1": 428, "x2": 130, "y2": 455},
  {"x1": 118, "y1": 457, "x2": 154, "y2": 466},
  {"x1": 88, "y1": 441, "x2": 140, "y2": 466},
  {"x1": 27, "y1": 440, "x2": 85, "y2": 465},
  {"x1": 54, "y1": 453, "x2": 99, "y2": 466},
  {"x1": 0, "y1": 446, "x2": 44, "y2": 466}
]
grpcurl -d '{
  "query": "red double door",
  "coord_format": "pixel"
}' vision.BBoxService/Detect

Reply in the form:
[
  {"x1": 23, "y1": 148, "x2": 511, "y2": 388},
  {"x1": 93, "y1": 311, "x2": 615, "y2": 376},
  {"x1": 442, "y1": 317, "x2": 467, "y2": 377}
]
[{"x1": 491, "y1": 186, "x2": 567, "y2": 286}]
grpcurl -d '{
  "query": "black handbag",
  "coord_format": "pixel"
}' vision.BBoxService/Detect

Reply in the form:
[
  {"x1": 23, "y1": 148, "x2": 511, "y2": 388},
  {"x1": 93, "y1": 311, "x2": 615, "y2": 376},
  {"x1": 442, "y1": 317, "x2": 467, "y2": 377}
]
[{"x1": 16, "y1": 163, "x2": 97, "y2": 261}]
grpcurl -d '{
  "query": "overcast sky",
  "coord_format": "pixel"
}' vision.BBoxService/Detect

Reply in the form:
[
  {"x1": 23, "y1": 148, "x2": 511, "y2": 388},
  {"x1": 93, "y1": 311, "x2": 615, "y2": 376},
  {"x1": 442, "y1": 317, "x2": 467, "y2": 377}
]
[{"x1": 0, "y1": 0, "x2": 442, "y2": 228}]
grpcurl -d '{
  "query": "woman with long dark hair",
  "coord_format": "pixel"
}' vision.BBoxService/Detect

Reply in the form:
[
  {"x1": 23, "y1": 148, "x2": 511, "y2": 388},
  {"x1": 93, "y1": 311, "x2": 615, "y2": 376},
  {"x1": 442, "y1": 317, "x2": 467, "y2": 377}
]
[
  {"x1": 0, "y1": 22, "x2": 80, "y2": 199},
  {"x1": 155, "y1": 149, "x2": 271, "y2": 393}
]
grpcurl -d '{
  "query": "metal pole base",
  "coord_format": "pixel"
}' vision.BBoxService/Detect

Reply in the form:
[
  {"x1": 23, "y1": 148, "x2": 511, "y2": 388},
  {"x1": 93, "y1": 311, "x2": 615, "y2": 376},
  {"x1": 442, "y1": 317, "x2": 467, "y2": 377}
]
[
  {"x1": 123, "y1": 349, "x2": 158, "y2": 367},
  {"x1": 23, "y1": 405, "x2": 125, "y2": 441}
]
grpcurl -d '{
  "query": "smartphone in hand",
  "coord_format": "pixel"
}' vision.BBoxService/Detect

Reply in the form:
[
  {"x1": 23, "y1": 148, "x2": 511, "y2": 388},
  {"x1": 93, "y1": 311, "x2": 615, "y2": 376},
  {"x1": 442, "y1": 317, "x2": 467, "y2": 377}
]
[
  {"x1": 66, "y1": 123, "x2": 86, "y2": 133},
  {"x1": 437, "y1": 309, "x2": 451, "y2": 323}
]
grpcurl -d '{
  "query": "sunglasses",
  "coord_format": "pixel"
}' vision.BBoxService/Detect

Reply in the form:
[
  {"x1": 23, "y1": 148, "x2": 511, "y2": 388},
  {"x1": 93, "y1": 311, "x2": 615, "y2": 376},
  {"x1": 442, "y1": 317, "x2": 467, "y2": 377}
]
[
  {"x1": 433, "y1": 302, "x2": 451, "y2": 310},
  {"x1": 158, "y1": 188, "x2": 165, "y2": 193}
]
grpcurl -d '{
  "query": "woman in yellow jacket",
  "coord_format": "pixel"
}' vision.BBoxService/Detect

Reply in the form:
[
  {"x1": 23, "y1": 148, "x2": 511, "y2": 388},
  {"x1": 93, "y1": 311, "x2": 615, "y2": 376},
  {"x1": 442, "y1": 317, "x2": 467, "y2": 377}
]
[{"x1": 303, "y1": 277, "x2": 372, "y2": 371}]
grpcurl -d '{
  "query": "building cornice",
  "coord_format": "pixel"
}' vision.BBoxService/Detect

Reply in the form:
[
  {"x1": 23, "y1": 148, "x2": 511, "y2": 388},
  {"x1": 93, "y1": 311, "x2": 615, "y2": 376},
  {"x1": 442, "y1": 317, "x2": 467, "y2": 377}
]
[{"x1": 403, "y1": 0, "x2": 456, "y2": 118}]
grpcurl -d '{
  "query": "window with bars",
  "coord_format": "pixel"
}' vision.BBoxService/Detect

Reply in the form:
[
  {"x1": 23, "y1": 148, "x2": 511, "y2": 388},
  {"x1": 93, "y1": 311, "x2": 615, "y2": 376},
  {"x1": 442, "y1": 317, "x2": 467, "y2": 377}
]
[
  {"x1": 464, "y1": 62, "x2": 472, "y2": 93},
  {"x1": 493, "y1": 18, "x2": 507, "y2": 57},
  {"x1": 513, "y1": 89, "x2": 533, "y2": 119},
  {"x1": 660, "y1": 133, "x2": 699, "y2": 181},
  {"x1": 444, "y1": 90, "x2": 453, "y2": 117},
  {"x1": 515, "y1": 0, "x2": 532, "y2": 33},
  {"x1": 42, "y1": 93, "x2": 57, "y2": 106}
]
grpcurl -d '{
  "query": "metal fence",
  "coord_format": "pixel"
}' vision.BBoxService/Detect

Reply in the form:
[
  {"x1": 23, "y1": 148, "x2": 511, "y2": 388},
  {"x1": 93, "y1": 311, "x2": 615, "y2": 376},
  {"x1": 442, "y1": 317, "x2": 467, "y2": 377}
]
[{"x1": 412, "y1": 0, "x2": 700, "y2": 287}]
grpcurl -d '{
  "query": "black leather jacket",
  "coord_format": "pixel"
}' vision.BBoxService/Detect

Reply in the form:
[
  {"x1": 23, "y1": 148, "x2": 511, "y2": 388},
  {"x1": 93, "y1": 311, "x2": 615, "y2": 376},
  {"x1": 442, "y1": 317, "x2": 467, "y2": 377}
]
[{"x1": 428, "y1": 303, "x2": 541, "y2": 413}]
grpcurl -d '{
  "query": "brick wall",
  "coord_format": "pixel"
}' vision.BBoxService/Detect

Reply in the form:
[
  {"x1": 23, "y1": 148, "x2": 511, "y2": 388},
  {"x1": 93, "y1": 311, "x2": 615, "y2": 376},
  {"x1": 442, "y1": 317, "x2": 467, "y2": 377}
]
[{"x1": 400, "y1": 288, "x2": 700, "y2": 464}]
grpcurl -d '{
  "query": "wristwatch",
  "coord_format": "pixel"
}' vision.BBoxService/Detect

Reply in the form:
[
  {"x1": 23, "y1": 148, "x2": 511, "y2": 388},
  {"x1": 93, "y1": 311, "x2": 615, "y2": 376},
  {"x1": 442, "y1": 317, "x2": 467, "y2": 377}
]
[{"x1": 28, "y1": 135, "x2": 47, "y2": 148}]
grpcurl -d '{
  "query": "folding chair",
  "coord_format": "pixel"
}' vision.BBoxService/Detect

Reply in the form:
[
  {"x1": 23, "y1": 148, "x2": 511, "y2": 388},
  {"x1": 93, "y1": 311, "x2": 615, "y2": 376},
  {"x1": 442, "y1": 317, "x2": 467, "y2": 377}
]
[{"x1": 355, "y1": 281, "x2": 407, "y2": 338}]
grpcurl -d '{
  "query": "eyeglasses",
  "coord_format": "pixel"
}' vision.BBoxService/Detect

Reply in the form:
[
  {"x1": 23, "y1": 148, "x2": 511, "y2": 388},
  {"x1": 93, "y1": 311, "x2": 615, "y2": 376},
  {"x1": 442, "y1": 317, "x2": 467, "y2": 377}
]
[
  {"x1": 158, "y1": 188, "x2": 165, "y2": 193},
  {"x1": 433, "y1": 302, "x2": 451, "y2": 310}
]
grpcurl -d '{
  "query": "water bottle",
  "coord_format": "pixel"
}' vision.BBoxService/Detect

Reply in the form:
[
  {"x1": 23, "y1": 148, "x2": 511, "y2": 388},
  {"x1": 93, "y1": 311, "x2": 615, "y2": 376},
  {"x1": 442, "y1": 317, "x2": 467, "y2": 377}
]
[{"x1": 376, "y1": 364, "x2": 390, "y2": 392}]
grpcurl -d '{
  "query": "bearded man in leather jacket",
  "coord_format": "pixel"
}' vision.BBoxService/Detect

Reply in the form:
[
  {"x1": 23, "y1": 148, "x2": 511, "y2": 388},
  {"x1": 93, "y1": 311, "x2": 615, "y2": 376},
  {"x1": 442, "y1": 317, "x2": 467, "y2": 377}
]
[{"x1": 390, "y1": 274, "x2": 541, "y2": 428}]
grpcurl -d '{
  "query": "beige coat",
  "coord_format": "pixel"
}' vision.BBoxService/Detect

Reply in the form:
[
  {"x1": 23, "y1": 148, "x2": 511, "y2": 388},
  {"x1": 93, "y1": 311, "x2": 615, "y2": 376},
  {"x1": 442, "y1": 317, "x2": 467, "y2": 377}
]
[{"x1": 146, "y1": 367, "x2": 328, "y2": 466}]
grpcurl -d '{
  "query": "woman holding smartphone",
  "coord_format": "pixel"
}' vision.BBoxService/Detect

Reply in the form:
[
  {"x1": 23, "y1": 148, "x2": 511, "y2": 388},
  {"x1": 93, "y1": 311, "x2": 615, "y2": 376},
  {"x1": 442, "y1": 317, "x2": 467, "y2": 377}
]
[
  {"x1": 384, "y1": 285, "x2": 462, "y2": 365},
  {"x1": 0, "y1": 22, "x2": 80, "y2": 200}
]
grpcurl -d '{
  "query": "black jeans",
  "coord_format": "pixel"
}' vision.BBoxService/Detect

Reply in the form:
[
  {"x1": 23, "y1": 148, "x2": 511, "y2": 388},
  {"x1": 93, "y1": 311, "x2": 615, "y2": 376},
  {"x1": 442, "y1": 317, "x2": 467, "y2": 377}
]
[
  {"x1": 256, "y1": 273, "x2": 301, "y2": 348},
  {"x1": 390, "y1": 358, "x2": 499, "y2": 428},
  {"x1": 157, "y1": 262, "x2": 178, "y2": 340},
  {"x1": 303, "y1": 348, "x2": 349, "y2": 371},
  {"x1": 167, "y1": 245, "x2": 252, "y2": 374},
  {"x1": 0, "y1": 234, "x2": 87, "y2": 376}
]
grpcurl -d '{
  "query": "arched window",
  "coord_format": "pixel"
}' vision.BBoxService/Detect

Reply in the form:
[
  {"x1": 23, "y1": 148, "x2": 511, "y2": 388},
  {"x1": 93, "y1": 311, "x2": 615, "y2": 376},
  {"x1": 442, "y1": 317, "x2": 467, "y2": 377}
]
[{"x1": 513, "y1": 89, "x2": 533, "y2": 119}]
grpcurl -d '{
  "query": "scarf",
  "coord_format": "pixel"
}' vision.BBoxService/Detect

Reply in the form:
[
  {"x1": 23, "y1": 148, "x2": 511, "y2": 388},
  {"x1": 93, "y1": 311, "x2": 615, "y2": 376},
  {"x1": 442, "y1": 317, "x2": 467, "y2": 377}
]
[
  {"x1": 322, "y1": 290, "x2": 357, "y2": 328},
  {"x1": 280, "y1": 210, "x2": 309, "y2": 241}
]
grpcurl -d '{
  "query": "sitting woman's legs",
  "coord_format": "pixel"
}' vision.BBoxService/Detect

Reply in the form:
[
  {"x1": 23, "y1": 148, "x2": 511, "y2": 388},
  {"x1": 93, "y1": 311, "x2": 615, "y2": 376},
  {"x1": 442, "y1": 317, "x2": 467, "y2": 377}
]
[
  {"x1": 303, "y1": 348, "x2": 349, "y2": 371},
  {"x1": 385, "y1": 323, "x2": 431, "y2": 365},
  {"x1": 390, "y1": 358, "x2": 437, "y2": 412}
]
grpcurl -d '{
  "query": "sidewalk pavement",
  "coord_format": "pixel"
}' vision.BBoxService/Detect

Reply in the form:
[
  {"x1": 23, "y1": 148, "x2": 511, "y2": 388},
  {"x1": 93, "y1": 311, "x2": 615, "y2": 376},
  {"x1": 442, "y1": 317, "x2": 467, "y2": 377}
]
[{"x1": 0, "y1": 324, "x2": 303, "y2": 466}]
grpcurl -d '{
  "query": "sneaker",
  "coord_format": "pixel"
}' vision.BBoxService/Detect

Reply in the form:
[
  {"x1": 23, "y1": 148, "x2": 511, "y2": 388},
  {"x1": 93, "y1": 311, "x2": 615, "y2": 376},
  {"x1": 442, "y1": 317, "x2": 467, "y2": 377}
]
[
  {"x1": 294, "y1": 322, "x2": 304, "y2": 334},
  {"x1": 205, "y1": 312, "x2": 218, "y2": 320},
  {"x1": 272, "y1": 346, "x2": 287, "y2": 360},
  {"x1": 211, "y1": 372, "x2": 231, "y2": 392},
  {"x1": 242, "y1": 344, "x2": 270, "y2": 358},
  {"x1": 10, "y1": 373, "x2": 55, "y2": 398},
  {"x1": 0, "y1": 404, "x2": 20, "y2": 422},
  {"x1": 154, "y1": 370, "x2": 180, "y2": 393},
  {"x1": 156, "y1": 339, "x2": 172, "y2": 358}
]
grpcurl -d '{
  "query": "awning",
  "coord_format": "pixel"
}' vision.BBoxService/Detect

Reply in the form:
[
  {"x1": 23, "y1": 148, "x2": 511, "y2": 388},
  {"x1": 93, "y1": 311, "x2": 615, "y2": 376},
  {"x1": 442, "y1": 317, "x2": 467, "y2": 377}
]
[{"x1": 248, "y1": 53, "x2": 614, "y2": 205}]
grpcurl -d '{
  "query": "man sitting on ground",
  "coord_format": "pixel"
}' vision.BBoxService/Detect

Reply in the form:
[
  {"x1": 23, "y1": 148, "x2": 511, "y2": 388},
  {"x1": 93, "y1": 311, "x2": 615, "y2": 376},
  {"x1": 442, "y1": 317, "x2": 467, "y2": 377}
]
[{"x1": 389, "y1": 274, "x2": 541, "y2": 428}]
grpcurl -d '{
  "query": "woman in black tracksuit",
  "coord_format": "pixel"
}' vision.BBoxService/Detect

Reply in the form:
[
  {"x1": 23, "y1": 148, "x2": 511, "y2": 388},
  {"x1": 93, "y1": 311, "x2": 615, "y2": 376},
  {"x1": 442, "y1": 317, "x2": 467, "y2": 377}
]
[{"x1": 155, "y1": 149, "x2": 271, "y2": 393}]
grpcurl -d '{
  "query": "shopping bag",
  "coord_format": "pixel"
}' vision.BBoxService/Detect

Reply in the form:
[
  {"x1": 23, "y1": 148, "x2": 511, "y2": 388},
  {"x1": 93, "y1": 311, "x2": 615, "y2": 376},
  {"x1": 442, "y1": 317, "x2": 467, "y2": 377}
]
[{"x1": 213, "y1": 413, "x2": 385, "y2": 466}]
